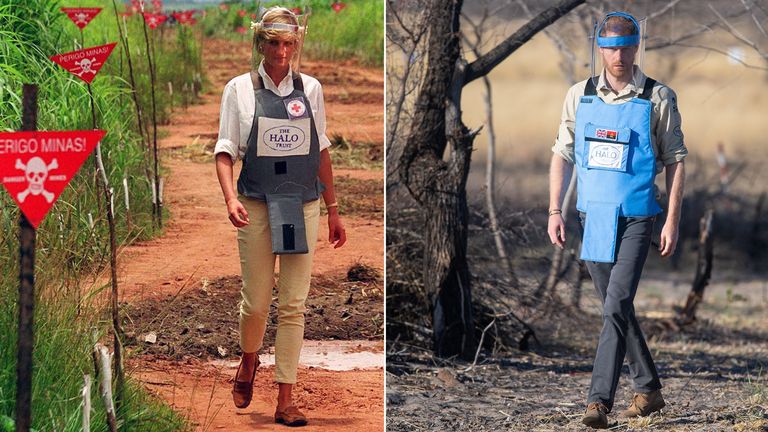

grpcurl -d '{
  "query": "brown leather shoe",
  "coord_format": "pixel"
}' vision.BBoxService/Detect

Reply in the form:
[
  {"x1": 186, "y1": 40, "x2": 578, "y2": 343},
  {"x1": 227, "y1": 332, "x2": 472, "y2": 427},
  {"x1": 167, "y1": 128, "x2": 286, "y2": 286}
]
[
  {"x1": 621, "y1": 390, "x2": 665, "y2": 418},
  {"x1": 274, "y1": 405, "x2": 308, "y2": 427},
  {"x1": 231, "y1": 357, "x2": 259, "y2": 409},
  {"x1": 582, "y1": 402, "x2": 609, "y2": 429}
]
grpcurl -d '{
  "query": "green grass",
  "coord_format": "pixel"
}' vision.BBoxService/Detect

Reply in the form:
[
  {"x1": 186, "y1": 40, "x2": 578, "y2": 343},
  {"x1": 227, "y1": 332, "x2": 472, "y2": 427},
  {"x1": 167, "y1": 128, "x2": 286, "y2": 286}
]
[
  {"x1": 0, "y1": 0, "x2": 201, "y2": 429},
  {"x1": 200, "y1": 0, "x2": 384, "y2": 66}
]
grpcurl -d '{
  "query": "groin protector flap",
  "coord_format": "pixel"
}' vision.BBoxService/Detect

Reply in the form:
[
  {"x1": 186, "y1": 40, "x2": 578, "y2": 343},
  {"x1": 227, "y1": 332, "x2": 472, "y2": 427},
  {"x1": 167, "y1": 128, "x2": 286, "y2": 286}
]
[
  {"x1": 580, "y1": 201, "x2": 620, "y2": 263},
  {"x1": 266, "y1": 193, "x2": 308, "y2": 254}
]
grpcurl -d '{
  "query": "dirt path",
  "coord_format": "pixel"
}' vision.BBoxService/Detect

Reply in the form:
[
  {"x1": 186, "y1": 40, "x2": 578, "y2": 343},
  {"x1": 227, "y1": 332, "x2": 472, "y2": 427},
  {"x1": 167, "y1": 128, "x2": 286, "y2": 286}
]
[
  {"x1": 100, "y1": 38, "x2": 383, "y2": 431},
  {"x1": 110, "y1": 39, "x2": 383, "y2": 304},
  {"x1": 130, "y1": 341, "x2": 383, "y2": 432}
]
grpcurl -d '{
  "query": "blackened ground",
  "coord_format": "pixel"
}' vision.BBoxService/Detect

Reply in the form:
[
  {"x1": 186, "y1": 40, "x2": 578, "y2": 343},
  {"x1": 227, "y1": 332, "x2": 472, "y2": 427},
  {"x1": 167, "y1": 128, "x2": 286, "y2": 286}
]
[{"x1": 386, "y1": 277, "x2": 768, "y2": 432}]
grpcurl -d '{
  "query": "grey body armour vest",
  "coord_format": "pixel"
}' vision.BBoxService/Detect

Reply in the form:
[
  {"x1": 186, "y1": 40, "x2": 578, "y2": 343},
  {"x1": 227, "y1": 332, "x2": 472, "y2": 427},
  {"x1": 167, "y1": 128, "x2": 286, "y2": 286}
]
[{"x1": 237, "y1": 71, "x2": 323, "y2": 254}]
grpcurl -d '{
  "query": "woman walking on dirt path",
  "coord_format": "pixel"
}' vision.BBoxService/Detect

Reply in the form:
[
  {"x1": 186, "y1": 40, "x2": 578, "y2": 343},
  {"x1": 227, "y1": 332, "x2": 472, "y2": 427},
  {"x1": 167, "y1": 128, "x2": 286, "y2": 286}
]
[{"x1": 214, "y1": 6, "x2": 347, "y2": 427}]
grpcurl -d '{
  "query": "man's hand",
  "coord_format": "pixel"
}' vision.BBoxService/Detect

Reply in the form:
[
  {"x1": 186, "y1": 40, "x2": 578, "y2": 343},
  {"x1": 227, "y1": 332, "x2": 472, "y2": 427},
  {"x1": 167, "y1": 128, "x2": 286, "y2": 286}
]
[
  {"x1": 659, "y1": 222, "x2": 678, "y2": 257},
  {"x1": 328, "y1": 212, "x2": 346, "y2": 248},
  {"x1": 547, "y1": 214, "x2": 566, "y2": 249},
  {"x1": 226, "y1": 198, "x2": 249, "y2": 227}
]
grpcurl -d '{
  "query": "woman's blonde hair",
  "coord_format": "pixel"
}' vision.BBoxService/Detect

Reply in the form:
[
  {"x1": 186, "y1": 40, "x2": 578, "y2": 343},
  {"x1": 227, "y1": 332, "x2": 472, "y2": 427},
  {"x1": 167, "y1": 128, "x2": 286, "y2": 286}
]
[{"x1": 251, "y1": 6, "x2": 302, "y2": 51}]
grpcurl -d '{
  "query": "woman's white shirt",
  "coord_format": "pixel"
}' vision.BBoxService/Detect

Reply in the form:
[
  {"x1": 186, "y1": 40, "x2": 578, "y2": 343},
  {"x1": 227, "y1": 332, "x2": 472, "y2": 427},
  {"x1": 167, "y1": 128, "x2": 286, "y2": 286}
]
[{"x1": 214, "y1": 63, "x2": 332, "y2": 162}]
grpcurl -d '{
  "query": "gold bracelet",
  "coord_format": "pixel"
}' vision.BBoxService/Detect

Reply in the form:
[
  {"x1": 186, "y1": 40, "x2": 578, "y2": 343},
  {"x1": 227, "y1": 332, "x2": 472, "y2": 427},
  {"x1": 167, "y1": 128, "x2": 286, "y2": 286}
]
[
  {"x1": 548, "y1": 209, "x2": 562, "y2": 216},
  {"x1": 326, "y1": 202, "x2": 339, "y2": 209}
]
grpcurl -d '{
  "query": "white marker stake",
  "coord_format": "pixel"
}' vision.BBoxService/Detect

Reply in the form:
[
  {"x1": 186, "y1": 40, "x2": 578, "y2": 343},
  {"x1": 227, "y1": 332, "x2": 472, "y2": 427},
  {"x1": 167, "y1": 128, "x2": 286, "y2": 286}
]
[
  {"x1": 168, "y1": 82, "x2": 173, "y2": 112},
  {"x1": 123, "y1": 177, "x2": 130, "y2": 211},
  {"x1": 109, "y1": 187, "x2": 114, "y2": 215},
  {"x1": 159, "y1": 177, "x2": 164, "y2": 204},
  {"x1": 88, "y1": 212, "x2": 94, "y2": 230},
  {"x1": 82, "y1": 374, "x2": 91, "y2": 432},
  {"x1": 151, "y1": 178, "x2": 157, "y2": 205},
  {"x1": 122, "y1": 16, "x2": 128, "y2": 39},
  {"x1": 94, "y1": 344, "x2": 117, "y2": 432}
]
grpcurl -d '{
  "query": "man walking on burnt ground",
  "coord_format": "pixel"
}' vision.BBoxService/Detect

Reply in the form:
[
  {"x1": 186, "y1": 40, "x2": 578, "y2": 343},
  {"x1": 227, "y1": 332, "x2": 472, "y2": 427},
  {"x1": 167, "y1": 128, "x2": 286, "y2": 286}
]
[{"x1": 547, "y1": 12, "x2": 687, "y2": 429}]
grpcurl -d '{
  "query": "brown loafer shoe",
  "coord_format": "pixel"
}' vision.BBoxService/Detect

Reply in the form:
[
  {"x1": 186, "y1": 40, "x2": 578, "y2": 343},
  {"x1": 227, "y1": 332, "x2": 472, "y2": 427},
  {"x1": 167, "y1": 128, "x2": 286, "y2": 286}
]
[
  {"x1": 231, "y1": 357, "x2": 259, "y2": 409},
  {"x1": 621, "y1": 389, "x2": 665, "y2": 418},
  {"x1": 582, "y1": 402, "x2": 609, "y2": 429},
  {"x1": 274, "y1": 405, "x2": 308, "y2": 427}
]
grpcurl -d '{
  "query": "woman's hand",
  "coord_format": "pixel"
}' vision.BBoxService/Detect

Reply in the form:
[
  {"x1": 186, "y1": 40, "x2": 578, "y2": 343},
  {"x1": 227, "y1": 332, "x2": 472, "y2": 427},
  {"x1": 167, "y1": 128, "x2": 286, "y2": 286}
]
[
  {"x1": 227, "y1": 198, "x2": 249, "y2": 227},
  {"x1": 328, "y1": 210, "x2": 346, "y2": 248}
]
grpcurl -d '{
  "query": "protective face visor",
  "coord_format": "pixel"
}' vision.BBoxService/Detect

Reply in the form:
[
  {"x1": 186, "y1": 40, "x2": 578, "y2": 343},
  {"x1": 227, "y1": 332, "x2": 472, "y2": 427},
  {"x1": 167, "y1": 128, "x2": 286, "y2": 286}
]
[
  {"x1": 590, "y1": 12, "x2": 646, "y2": 87},
  {"x1": 251, "y1": 7, "x2": 310, "y2": 78}
]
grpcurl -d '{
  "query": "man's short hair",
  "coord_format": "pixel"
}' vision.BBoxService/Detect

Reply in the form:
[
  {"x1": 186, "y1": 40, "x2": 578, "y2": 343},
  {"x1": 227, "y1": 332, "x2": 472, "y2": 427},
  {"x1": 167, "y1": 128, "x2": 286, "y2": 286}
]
[{"x1": 600, "y1": 16, "x2": 638, "y2": 37}]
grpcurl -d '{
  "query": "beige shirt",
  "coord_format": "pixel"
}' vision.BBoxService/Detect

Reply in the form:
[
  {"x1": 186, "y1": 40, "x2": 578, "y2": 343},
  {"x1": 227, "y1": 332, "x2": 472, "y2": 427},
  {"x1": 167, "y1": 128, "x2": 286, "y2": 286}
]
[
  {"x1": 214, "y1": 62, "x2": 331, "y2": 163},
  {"x1": 552, "y1": 67, "x2": 688, "y2": 173}
]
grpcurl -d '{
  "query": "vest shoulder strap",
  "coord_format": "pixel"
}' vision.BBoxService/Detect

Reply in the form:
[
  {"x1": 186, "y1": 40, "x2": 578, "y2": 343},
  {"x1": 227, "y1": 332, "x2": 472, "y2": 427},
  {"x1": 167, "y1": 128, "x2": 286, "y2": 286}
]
[
  {"x1": 250, "y1": 71, "x2": 264, "y2": 91},
  {"x1": 292, "y1": 73, "x2": 304, "y2": 92},
  {"x1": 583, "y1": 76, "x2": 656, "y2": 100},
  {"x1": 583, "y1": 77, "x2": 598, "y2": 96},
  {"x1": 639, "y1": 77, "x2": 656, "y2": 100}
]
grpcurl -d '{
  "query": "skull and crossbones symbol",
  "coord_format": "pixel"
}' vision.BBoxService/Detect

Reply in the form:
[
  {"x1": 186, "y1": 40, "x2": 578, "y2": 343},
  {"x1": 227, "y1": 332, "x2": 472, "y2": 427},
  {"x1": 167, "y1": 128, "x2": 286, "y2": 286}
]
[
  {"x1": 74, "y1": 58, "x2": 100, "y2": 77},
  {"x1": 74, "y1": 12, "x2": 89, "y2": 24},
  {"x1": 15, "y1": 157, "x2": 58, "y2": 203}
]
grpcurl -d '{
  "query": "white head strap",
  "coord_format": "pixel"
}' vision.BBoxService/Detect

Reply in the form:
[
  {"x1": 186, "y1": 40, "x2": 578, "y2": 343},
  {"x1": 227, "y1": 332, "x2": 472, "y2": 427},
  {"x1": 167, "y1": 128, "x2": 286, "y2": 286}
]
[{"x1": 250, "y1": 21, "x2": 299, "y2": 32}]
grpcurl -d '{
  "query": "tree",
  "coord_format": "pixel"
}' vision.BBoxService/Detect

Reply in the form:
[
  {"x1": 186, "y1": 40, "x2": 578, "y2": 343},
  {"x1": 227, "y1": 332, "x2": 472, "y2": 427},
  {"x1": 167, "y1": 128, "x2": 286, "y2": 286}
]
[{"x1": 395, "y1": 0, "x2": 585, "y2": 358}]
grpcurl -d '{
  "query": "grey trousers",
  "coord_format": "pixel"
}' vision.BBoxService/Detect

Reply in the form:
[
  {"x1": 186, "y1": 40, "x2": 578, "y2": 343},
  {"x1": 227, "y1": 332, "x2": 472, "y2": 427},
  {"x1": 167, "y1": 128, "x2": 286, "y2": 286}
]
[{"x1": 580, "y1": 214, "x2": 662, "y2": 411}]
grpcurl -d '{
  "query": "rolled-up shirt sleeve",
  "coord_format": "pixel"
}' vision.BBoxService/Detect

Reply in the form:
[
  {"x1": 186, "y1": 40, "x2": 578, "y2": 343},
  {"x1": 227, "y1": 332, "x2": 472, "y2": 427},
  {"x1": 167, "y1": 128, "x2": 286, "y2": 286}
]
[
  {"x1": 214, "y1": 81, "x2": 240, "y2": 162},
  {"x1": 310, "y1": 81, "x2": 332, "y2": 151},
  {"x1": 654, "y1": 86, "x2": 688, "y2": 166},
  {"x1": 552, "y1": 83, "x2": 580, "y2": 164}
]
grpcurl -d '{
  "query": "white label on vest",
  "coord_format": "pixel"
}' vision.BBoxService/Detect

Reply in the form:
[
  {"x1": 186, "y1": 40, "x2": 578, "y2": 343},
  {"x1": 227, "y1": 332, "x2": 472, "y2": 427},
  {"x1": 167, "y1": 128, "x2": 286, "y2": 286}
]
[
  {"x1": 257, "y1": 117, "x2": 310, "y2": 157},
  {"x1": 588, "y1": 142, "x2": 624, "y2": 169}
]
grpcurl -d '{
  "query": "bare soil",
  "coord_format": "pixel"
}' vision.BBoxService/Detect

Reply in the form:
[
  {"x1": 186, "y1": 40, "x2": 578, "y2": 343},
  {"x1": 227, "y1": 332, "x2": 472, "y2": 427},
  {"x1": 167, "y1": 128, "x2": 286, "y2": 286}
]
[
  {"x1": 130, "y1": 359, "x2": 383, "y2": 431},
  {"x1": 124, "y1": 273, "x2": 382, "y2": 360},
  {"x1": 92, "y1": 37, "x2": 384, "y2": 431}
]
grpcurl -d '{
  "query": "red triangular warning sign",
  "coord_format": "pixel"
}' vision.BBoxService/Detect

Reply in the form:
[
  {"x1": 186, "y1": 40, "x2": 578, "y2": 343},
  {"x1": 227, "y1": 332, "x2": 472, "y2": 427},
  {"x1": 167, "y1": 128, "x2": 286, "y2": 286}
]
[
  {"x1": 61, "y1": 7, "x2": 102, "y2": 29},
  {"x1": 50, "y1": 43, "x2": 117, "y2": 84},
  {"x1": 143, "y1": 12, "x2": 167, "y2": 29},
  {"x1": 0, "y1": 130, "x2": 105, "y2": 229}
]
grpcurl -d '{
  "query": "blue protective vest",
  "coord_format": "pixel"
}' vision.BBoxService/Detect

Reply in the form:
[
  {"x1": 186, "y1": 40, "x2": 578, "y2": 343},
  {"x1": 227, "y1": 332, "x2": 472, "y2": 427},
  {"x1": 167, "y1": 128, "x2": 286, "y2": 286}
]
[{"x1": 574, "y1": 76, "x2": 662, "y2": 263}]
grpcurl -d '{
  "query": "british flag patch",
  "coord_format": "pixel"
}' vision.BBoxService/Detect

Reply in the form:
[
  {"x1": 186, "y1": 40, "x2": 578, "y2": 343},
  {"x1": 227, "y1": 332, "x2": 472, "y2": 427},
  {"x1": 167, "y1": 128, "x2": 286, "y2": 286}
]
[{"x1": 596, "y1": 128, "x2": 618, "y2": 140}]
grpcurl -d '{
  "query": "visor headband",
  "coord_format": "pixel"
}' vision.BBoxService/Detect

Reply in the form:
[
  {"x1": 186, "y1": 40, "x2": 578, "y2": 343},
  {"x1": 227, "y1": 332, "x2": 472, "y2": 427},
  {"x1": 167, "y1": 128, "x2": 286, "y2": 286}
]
[
  {"x1": 596, "y1": 12, "x2": 640, "y2": 47},
  {"x1": 250, "y1": 21, "x2": 299, "y2": 32}
]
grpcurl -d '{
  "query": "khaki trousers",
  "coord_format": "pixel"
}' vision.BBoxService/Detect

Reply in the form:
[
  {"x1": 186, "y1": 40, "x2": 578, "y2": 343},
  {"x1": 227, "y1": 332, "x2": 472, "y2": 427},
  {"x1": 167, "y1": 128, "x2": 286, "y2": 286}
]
[{"x1": 237, "y1": 196, "x2": 320, "y2": 384}]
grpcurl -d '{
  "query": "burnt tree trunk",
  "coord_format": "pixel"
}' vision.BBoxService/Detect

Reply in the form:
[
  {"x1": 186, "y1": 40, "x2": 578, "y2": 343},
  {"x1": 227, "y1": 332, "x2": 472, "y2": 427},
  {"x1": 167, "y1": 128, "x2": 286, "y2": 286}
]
[
  {"x1": 400, "y1": 0, "x2": 476, "y2": 358},
  {"x1": 399, "y1": 0, "x2": 584, "y2": 358},
  {"x1": 677, "y1": 208, "x2": 714, "y2": 325}
]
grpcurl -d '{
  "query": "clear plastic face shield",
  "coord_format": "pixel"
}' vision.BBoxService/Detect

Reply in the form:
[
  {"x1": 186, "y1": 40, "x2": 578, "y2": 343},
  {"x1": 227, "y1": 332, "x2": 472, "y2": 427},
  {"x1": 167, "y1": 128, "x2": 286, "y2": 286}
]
[
  {"x1": 251, "y1": 7, "x2": 310, "y2": 78},
  {"x1": 590, "y1": 12, "x2": 646, "y2": 87}
]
